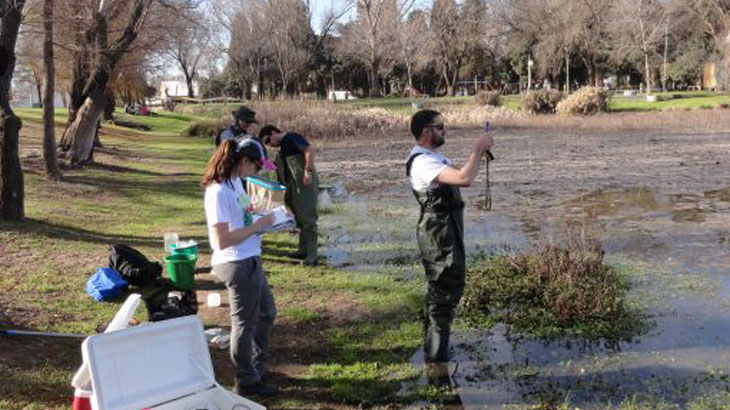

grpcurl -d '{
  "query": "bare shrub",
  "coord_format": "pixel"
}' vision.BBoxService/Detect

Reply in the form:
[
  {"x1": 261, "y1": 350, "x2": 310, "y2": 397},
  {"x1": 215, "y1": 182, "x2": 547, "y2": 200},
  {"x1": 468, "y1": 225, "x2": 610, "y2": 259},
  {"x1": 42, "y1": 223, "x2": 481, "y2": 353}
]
[
  {"x1": 252, "y1": 101, "x2": 407, "y2": 140},
  {"x1": 436, "y1": 105, "x2": 522, "y2": 128},
  {"x1": 475, "y1": 91, "x2": 503, "y2": 107},
  {"x1": 556, "y1": 87, "x2": 610, "y2": 115},
  {"x1": 181, "y1": 119, "x2": 226, "y2": 139},
  {"x1": 521, "y1": 90, "x2": 564, "y2": 114}
]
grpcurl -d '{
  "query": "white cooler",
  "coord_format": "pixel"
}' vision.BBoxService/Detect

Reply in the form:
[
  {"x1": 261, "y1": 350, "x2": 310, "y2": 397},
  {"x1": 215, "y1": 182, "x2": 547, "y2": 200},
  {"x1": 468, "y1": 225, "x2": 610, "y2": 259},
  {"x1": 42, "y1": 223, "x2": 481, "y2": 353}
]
[{"x1": 82, "y1": 315, "x2": 265, "y2": 410}]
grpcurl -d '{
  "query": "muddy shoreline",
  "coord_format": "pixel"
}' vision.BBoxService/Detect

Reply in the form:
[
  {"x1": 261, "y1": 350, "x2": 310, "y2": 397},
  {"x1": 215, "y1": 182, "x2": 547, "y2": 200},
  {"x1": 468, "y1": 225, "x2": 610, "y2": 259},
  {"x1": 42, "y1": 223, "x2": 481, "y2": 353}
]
[{"x1": 317, "y1": 127, "x2": 730, "y2": 407}]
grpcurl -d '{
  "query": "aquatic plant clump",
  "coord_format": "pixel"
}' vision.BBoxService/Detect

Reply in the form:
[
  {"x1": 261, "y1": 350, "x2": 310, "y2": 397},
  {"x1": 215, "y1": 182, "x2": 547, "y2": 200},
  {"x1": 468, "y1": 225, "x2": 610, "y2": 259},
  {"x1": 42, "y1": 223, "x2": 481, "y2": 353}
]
[{"x1": 460, "y1": 242, "x2": 651, "y2": 340}]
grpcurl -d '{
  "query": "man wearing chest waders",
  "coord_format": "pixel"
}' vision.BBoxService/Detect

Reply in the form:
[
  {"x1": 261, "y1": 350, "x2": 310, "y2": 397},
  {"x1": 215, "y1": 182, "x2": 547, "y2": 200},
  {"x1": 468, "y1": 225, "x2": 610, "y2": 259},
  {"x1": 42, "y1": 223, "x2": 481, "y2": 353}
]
[
  {"x1": 406, "y1": 109, "x2": 494, "y2": 364},
  {"x1": 260, "y1": 125, "x2": 319, "y2": 266}
]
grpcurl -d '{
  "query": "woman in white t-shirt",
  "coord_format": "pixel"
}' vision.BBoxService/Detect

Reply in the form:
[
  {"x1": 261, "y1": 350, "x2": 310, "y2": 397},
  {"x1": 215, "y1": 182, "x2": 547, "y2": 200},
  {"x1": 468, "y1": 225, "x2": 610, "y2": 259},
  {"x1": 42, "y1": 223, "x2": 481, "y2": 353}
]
[{"x1": 201, "y1": 139, "x2": 279, "y2": 397}]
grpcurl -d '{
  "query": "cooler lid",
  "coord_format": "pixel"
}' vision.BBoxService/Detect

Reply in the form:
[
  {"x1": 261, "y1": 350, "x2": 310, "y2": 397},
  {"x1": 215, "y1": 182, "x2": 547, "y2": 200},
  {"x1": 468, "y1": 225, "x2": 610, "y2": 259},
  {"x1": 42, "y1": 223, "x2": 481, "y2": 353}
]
[
  {"x1": 82, "y1": 315, "x2": 215, "y2": 410},
  {"x1": 246, "y1": 176, "x2": 286, "y2": 191}
]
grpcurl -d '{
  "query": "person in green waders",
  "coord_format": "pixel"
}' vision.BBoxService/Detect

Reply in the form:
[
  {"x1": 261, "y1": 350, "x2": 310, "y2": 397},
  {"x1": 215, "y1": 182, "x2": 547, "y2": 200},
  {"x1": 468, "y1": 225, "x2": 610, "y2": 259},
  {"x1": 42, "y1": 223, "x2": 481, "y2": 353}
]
[
  {"x1": 406, "y1": 109, "x2": 494, "y2": 367},
  {"x1": 259, "y1": 125, "x2": 319, "y2": 266}
]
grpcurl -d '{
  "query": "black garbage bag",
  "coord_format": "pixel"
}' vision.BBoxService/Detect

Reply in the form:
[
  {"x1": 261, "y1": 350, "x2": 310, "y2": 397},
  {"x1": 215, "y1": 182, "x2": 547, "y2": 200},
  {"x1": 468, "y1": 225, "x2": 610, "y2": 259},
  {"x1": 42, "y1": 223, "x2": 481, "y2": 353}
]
[
  {"x1": 144, "y1": 287, "x2": 198, "y2": 322},
  {"x1": 108, "y1": 244, "x2": 162, "y2": 287}
]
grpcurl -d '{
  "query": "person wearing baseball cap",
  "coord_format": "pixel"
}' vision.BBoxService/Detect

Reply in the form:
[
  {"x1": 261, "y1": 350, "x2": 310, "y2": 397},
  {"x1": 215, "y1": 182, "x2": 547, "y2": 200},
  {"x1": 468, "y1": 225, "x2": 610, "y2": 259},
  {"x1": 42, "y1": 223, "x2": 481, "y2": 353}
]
[
  {"x1": 215, "y1": 106, "x2": 259, "y2": 147},
  {"x1": 201, "y1": 138, "x2": 279, "y2": 398}
]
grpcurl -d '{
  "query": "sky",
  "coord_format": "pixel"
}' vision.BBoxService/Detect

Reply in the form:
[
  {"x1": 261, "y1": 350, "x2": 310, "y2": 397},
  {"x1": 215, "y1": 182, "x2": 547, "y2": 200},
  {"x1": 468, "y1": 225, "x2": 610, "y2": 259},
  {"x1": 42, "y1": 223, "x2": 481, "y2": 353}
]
[
  {"x1": 309, "y1": 0, "x2": 355, "y2": 33},
  {"x1": 309, "y1": 0, "x2": 433, "y2": 33}
]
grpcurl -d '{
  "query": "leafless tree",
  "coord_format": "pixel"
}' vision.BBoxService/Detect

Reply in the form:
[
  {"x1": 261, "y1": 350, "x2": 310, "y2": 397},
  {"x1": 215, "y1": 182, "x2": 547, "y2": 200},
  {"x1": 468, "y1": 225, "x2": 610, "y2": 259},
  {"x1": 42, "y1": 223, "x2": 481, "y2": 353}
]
[
  {"x1": 163, "y1": 8, "x2": 210, "y2": 97},
  {"x1": 611, "y1": 0, "x2": 669, "y2": 94},
  {"x1": 430, "y1": 0, "x2": 464, "y2": 96},
  {"x1": 338, "y1": 0, "x2": 408, "y2": 96},
  {"x1": 397, "y1": 8, "x2": 430, "y2": 92},
  {"x1": 42, "y1": 0, "x2": 60, "y2": 180},
  {"x1": 0, "y1": 0, "x2": 27, "y2": 221},
  {"x1": 684, "y1": 0, "x2": 730, "y2": 89},
  {"x1": 215, "y1": 0, "x2": 268, "y2": 99},
  {"x1": 57, "y1": 0, "x2": 199, "y2": 167},
  {"x1": 264, "y1": 0, "x2": 314, "y2": 95}
]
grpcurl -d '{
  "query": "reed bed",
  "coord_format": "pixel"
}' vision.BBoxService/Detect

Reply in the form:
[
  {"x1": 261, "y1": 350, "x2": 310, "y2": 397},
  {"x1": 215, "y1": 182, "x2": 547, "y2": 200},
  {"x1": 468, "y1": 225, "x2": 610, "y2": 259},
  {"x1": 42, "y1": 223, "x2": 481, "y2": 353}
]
[{"x1": 178, "y1": 98, "x2": 730, "y2": 141}]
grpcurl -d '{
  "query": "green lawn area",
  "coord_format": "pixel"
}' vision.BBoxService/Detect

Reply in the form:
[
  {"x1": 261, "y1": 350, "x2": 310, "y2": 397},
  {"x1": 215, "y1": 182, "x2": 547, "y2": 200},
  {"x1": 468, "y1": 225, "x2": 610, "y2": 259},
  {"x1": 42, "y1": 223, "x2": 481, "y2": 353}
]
[
  {"x1": 609, "y1": 90, "x2": 730, "y2": 112},
  {"x1": 333, "y1": 90, "x2": 730, "y2": 113},
  {"x1": 0, "y1": 108, "x2": 427, "y2": 409}
]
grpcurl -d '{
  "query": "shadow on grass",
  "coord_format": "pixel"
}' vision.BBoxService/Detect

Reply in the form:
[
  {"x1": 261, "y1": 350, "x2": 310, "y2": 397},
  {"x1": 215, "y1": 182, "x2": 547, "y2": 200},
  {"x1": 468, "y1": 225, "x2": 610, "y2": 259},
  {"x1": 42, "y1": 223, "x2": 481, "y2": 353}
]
[
  {"x1": 86, "y1": 162, "x2": 196, "y2": 178},
  {"x1": 62, "y1": 174, "x2": 203, "y2": 202},
  {"x1": 0, "y1": 218, "x2": 207, "y2": 248}
]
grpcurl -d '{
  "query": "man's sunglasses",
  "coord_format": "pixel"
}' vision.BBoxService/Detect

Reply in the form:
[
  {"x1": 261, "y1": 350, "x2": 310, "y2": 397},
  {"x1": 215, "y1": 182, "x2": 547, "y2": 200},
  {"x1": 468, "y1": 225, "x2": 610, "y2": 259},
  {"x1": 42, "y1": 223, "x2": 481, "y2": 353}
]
[{"x1": 425, "y1": 124, "x2": 445, "y2": 131}]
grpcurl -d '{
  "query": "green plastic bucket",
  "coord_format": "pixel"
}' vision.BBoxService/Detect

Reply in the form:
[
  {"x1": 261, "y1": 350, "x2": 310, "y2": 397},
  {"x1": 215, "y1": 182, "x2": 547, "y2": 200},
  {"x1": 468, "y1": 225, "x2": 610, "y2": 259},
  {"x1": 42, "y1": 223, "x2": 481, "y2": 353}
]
[{"x1": 164, "y1": 254, "x2": 198, "y2": 290}]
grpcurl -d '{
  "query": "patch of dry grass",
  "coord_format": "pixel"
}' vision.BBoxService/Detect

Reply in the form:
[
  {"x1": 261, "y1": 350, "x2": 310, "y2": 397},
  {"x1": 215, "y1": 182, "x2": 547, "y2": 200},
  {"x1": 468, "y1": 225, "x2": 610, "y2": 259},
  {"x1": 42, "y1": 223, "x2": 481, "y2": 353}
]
[
  {"x1": 252, "y1": 101, "x2": 407, "y2": 140},
  {"x1": 498, "y1": 108, "x2": 730, "y2": 132},
  {"x1": 178, "y1": 98, "x2": 730, "y2": 143}
]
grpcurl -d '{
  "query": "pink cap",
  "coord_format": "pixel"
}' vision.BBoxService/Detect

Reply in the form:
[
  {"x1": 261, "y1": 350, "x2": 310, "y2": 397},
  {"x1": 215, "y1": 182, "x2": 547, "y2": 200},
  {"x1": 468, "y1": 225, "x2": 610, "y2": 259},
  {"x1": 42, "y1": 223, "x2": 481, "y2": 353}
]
[{"x1": 261, "y1": 158, "x2": 276, "y2": 171}]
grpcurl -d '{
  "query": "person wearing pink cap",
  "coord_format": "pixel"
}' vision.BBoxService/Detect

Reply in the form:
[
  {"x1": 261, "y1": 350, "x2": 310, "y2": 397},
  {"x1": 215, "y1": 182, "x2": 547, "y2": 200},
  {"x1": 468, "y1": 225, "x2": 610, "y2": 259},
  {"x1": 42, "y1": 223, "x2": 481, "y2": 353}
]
[{"x1": 201, "y1": 138, "x2": 279, "y2": 398}]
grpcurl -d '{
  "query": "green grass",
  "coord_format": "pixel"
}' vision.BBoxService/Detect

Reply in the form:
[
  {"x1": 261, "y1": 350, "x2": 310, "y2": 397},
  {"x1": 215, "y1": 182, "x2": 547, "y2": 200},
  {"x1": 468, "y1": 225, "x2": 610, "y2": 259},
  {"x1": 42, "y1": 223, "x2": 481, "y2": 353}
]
[
  {"x1": 610, "y1": 91, "x2": 730, "y2": 112},
  {"x1": 1, "y1": 107, "x2": 428, "y2": 409},
  {"x1": 333, "y1": 90, "x2": 730, "y2": 114},
  {"x1": 279, "y1": 307, "x2": 321, "y2": 323},
  {"x1": 338, "y1": 95, "x2": 473, "y2": 113}
]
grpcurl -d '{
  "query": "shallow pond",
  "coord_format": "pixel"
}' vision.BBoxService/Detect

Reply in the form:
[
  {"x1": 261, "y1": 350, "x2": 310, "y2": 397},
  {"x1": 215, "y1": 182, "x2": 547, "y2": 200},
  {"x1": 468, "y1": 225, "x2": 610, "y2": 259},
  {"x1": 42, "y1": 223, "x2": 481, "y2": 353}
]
[{"x1": 321, "y1": 184, "x2": 730, "y2": 408}]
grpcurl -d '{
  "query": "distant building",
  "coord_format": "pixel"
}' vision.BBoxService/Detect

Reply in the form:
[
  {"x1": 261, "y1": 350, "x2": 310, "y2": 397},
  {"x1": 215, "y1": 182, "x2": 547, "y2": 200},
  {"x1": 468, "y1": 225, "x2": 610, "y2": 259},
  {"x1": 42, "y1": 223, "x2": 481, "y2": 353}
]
[
  {"x1": 9, "y1": 75, "x2": 65, "y2": 108},
  {"x1": 158, "y1": 80, "x2": 199, "y2": 99},
  {"x1": 327, "y1": 90, "x2": 356, "y2": 101}
]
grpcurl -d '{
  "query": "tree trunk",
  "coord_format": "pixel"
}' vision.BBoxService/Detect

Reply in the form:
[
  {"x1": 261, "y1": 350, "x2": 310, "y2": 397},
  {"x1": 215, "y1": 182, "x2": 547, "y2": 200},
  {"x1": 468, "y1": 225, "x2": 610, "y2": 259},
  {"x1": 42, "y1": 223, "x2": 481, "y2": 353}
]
[
  {"x1": 61, "y1": 0, "x2": 148, "y2": 164},
  {"x1": 368, "y1": 60, "x2": 380, "y2": 97},
  {"x1": 34, "y1": 72, "x2": 43, "y2": 107},
  {"x1": 183, "y1": 69, "x2": 195, "y2": 98},
  {"x1": 43, "y1": 0, "x2": 62, "y2": 181},
  {"x1": 0, "y1": 1, "x2": 27, "y2": 221},
  {"x1": 644, "y1": 50, "x2": 652, "y2": 94},
  {"x1": 443, "y1": 67, "x2": 453, "y2": 97},
  {"x1": 406, "y1": 62, "x2": 414, "y2": 91},
  {"x1": 0, "y1": 114, "x2": 24, "y2": 220},
  {"x1": 565, "y1": 53, "x2": 570, "y2": 93},
  {"x1": 63, "y1": 95, "x2": 105, "y2": 167}
]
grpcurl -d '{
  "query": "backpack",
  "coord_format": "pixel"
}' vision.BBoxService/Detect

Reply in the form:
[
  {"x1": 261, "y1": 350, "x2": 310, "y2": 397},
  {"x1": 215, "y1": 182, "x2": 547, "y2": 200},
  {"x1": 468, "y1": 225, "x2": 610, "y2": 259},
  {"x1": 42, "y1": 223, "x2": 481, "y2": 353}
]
[
  {"x1": 215, "y1": 125, "x2": 236, "y2": 146},
  {"x1": 86, "y1": 267, "x2": 129, "y2": 301},
  {"x1": 108, "y1": 244, "x2": 162, "y2": 287},
  {"x1": 144, "y1": 287, "x2": 198, "y2": 322}
]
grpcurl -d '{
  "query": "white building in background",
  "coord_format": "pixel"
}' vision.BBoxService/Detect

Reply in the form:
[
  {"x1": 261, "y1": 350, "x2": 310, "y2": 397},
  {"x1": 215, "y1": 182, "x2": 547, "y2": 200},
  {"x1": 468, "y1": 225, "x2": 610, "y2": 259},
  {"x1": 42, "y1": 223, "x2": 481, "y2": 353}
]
[
  {"x1": 158, "y1": 80, "x2": 199, "y2": 99},
  {"x1": 327, "y1": 90, "x2": 356, "y2": 101},
  {"x1": 9, "y1": 75, "x2": 66, "y2": 108}
]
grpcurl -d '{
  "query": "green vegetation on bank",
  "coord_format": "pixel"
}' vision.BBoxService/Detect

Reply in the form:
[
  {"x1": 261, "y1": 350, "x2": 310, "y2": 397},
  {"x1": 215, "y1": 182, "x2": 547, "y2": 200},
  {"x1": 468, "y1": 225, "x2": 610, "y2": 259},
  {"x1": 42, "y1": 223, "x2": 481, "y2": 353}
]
[{"x1": 460, "y1": 242, "x2": 652, "y2": 341}]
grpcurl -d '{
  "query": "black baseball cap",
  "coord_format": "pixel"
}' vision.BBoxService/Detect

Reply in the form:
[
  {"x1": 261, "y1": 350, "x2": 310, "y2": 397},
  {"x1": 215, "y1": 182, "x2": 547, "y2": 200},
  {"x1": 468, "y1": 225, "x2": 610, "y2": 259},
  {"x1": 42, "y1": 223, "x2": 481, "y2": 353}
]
[
  {"x1": 235, "y1": 138, "x2": 276, "y2": 171},
  {"x1": 232, "y1": 106, "x2": 257, "y2": 123}
]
